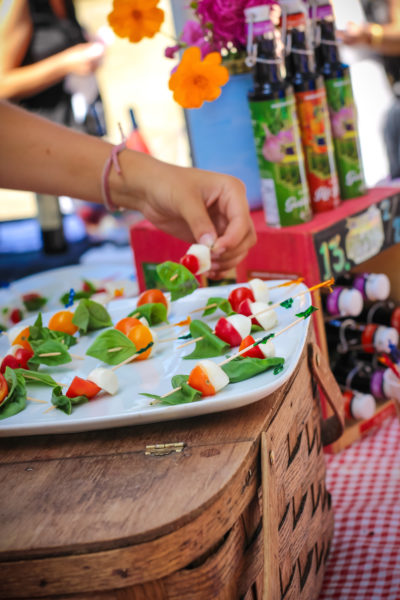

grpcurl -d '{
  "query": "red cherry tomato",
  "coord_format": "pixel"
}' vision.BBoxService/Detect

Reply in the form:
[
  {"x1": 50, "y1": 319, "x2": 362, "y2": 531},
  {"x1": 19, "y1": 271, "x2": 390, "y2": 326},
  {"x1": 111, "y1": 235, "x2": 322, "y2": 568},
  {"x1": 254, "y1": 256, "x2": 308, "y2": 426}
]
[
  {"x1": 0, "y1": 373, "x2": 8, "y2": 405},
  {"x1": 14, "y1": 348, "x2": 34, "y2": 370},
  {"x1": 22, "y1": 292, "x2": 40, "y2": 302},
  {"x1": 214, "y1": 317, "x2": 242, "y2": 347},
  {"x1": 228, "y1": 287, "x2": 254, "y2": 313},
  {"x1": 238, "y1": 299, "x2": 258, "y2": 326},
  {"x1": 188, "y1": 365, "x2": 216, "y2": 396},
  {"x1": 239, "y1": 335, "x2": 264, "y2": 359},
  {"x1": 66, "y1": 376, "x2": 101, "y2": 399},
  {"x1": 48, "y1": 311, "x2": 78, "y2": 335},
  {"x1": 137, "y1": 289, "x2": 168, "y2": 310},
  {"x1": 180, "y1": 254, "x2": 200, "y2": 275},
  {"x1": 0, "y1": 355, "x2": 20, "y2": 374},
  {"x1": 10, "y1": 309, "x2": 23, "y2": 324}
]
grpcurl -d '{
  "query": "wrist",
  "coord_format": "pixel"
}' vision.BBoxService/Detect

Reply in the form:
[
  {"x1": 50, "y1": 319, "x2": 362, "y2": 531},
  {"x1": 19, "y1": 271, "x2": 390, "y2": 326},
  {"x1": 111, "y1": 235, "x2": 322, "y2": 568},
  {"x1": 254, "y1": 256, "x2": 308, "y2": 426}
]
[
  {"x1": 368, "y1": 23, "x2": 384, "y2": 47},
  {"x1": 107, "y1": 149, "x2": 156, "y2": 213}
]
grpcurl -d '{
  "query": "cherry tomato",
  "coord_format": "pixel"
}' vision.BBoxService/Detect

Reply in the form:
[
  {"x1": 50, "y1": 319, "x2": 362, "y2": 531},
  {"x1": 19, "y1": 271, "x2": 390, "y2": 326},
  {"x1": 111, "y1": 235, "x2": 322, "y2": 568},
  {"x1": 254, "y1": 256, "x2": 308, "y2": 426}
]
[
  {"x1": 137, "y1": 289, "x2": 168, "y2": 310},
  {"x1": 115, "y1": 317, "x2": 142, "y2": 336},
  {"x1": 180, "y1": 254, "x2": 200, "y2": 275},
  {"x1": 188, "y1": 365, "x2": 216, "y2": 396},
  {"x1": 66, "y1": 376, "x2": 101, "y2": 399},
  {"x1": 14, "y1": 348, "x2": 34, "y2": 370},
  {"x1": 12, "y1": 326, "x2": 32, "y2": 352},
  {"x1": 228, "y1": 287, "x2": 254, "y2": 313},
  {"x1": 128, "y1": 324, "x2": 154, "y2": 361},
  {"x1": 48, "y1": 311, "x2": 78, "y2": 335},
  {"x1": 0, "y1": 355, "x2": 20, "y2": 374},
  {"x1": 22, "y1": 292, "x2": 40, "y2": 303},
  {"x1": 10, "y1": 309, "x2": 23, "y2": 324},
  {"x1": 215, "y1": 317, "x2": 242, "y2": 347},
  {"x1": 237, "y1": 299, "x2": 258, "y2": 326},
  {"x1": 239, "y1": 335, "x2": 264, "y2": 359},
  {"x1": 0, "y1": 373, "x2": 8, "y2": 405}
]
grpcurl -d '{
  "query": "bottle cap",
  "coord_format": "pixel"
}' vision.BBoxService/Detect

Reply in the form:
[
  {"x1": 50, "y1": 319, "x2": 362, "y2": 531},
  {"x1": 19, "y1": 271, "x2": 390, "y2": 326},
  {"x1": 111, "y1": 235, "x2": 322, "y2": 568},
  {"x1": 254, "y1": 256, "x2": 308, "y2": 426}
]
[
  {"x1": 374, "y1": 326, "x2": 399, "y2": 353},
  {"x1": 351, "y1": 392, "x2": 376, "y2": 421},
  {"x1": 365, "y1": 273, "x2": 391, "y2": 301},
  {"x1": 338, "y1": 289, "x2": 363, "y2": 317},
  {"x1": 245, "y1": 5, "x2": 271, "y2": 23}
]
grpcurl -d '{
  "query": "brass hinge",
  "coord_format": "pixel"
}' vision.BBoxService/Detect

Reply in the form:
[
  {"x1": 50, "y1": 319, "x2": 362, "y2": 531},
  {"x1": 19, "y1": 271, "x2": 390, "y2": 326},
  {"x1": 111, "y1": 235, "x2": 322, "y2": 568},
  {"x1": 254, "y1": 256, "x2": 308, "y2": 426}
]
[{"x1": 145, "y1": 442, "x2": 185, "y2": 456}]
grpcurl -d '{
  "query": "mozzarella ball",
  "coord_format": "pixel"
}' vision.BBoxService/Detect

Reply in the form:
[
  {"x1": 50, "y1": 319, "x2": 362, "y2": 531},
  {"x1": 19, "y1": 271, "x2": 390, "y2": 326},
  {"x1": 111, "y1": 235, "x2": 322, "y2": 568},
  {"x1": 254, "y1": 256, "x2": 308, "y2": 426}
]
[
  {"x1": 226, "y1": 314, "x2": 252, "y2": 340},
  {"x1": 88, "y1": 368, "x2": 119, "y2": 395},
  {"x1": 250, "y1": 302, "x2": 278, "y2": 331},
  {"x1": 186, "y1": 244, "x2": 211, "y2": 274},
  {"x1": 197, "y1": 359, "x2": 229, "y2": 392},
  {"x1": 258, "y1": 339, "x2": 276, "y2": 358},
  {"x1": 249, "y1": 278, "x2": 269, "y2": 304}
]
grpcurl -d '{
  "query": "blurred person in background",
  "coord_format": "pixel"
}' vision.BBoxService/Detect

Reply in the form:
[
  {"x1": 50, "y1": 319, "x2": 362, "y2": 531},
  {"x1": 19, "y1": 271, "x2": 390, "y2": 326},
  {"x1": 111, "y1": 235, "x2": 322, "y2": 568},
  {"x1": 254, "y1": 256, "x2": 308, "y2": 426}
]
[{"x1": 339, "y1": 0, "x2": 400, "y2": 179}]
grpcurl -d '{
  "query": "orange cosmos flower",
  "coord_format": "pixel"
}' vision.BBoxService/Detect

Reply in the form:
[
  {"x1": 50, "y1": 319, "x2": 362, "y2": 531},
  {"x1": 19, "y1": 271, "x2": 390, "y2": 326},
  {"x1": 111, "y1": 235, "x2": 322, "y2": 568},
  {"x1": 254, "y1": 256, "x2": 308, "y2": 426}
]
[
  {"x1": 169, "y1": 46, "x2": 229, "y2": 109},
  {"x1": 108, "y1": 0, "x2": 164, "y2": 43}
]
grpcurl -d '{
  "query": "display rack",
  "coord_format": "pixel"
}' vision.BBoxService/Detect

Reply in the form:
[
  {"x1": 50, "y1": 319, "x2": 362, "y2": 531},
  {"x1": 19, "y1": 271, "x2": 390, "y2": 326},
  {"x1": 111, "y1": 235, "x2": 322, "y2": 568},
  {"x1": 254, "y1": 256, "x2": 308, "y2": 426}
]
[{"x1": 131, "y1": 186, "x2": 400, "y2": 453}]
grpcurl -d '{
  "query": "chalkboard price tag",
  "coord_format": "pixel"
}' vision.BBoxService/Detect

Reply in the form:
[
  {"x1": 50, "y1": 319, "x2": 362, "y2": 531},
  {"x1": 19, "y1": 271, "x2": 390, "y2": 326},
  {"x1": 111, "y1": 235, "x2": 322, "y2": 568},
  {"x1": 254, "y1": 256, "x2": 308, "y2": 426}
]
[{"x1": 314, "y1": 194, "x2": 400, "y2": 281}]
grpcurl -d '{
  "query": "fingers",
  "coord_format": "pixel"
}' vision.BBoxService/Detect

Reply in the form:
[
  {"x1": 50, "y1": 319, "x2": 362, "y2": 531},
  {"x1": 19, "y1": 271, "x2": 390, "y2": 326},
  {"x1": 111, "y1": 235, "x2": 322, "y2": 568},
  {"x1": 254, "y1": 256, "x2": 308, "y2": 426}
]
[{"x1": 179, "y1": 197, "x2": 218, "y2": 248}]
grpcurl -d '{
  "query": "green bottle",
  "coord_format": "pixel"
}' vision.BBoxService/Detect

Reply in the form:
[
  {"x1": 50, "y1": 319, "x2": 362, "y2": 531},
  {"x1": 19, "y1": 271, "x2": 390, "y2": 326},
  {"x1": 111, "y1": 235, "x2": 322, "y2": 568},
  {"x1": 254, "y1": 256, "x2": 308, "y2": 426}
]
[{"x1": 245, "y1": 5, "x2": 311, "y2": 227}]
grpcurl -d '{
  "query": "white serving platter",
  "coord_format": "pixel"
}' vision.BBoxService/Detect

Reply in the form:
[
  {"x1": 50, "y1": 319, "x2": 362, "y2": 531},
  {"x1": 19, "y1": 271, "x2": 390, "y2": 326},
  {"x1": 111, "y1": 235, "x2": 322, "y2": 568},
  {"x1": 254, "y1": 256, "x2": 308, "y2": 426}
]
[{"x1": 0, "y1": 282, "x2": 311, "y2": 437}]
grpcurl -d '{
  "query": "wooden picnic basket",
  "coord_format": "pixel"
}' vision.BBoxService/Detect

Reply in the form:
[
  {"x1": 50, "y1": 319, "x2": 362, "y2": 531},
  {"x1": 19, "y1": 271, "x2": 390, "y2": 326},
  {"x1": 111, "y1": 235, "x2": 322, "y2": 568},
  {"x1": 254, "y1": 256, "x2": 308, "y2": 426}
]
[{"x1": 0, "y1": 337, "x2": 344, "y2": 600}]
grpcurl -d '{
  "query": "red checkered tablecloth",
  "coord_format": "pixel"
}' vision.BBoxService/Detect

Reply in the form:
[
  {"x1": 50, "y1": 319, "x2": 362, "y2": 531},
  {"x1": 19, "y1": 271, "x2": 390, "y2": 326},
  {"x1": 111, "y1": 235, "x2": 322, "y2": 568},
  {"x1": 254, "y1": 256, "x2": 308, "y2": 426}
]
[{"x1": 319, "y1": 417, "x2": 400, "y2": 600}]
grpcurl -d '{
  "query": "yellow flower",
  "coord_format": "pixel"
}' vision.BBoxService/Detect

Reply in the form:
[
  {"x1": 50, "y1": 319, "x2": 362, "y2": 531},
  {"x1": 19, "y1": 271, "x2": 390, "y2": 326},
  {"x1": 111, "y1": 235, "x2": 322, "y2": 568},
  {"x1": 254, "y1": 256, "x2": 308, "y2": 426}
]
[
  {"x1": 107, "y1": 0, "x2": 164, "y2": 43},
  {"x1": 169, "y1": 47, "x2": 229, "y2": 109}
]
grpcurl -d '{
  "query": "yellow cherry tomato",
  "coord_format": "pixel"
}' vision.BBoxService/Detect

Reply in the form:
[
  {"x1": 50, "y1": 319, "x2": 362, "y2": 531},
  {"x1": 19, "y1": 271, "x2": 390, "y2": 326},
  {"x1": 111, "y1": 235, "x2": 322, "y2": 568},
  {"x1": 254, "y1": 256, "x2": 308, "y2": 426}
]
[
  {"x1": 137, "y1": 289, "x2": 168, "y2": 309},
  {"x1": 48, "y1": 311, "x2": 78, "y2": 335},
  {"x1": 188, "y1": 365, "x2": 216, "y2": 396},
  {"x1": 128, "y1": 324, "x2": 154, "y2": 361},
  {"x1": 12, "y1": 327, "x2": 32, "y2": 352},
  {"x1": 115, "y1": 317, "x2": 142, "y2": 336}
]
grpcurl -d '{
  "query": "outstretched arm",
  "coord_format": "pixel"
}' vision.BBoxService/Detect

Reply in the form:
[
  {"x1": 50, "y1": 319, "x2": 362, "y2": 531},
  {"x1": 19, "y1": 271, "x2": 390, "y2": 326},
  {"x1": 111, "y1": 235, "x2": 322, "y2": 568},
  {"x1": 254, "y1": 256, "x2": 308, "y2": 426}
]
[{"x1": 0, "y1": 101, "x2": 256, "y2": 277}]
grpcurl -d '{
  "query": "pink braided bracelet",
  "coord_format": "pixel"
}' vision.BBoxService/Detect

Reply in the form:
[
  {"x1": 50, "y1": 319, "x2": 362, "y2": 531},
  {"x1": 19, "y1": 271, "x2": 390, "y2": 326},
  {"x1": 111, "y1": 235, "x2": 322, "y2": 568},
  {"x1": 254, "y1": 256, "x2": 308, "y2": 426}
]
[{"x1": 101, "y1": 141, "x2": 126, "y2": 212}]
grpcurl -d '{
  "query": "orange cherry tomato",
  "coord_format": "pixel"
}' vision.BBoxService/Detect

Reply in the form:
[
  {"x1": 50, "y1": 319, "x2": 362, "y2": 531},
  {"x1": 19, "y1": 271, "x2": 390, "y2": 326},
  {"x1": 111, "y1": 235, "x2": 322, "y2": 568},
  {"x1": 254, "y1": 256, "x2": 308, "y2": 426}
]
[
  {"x1": 137, "y1": 289, "x2": 168, "y2": 310},
  {"x1": 48, "y1": 311, "x2": 78, "y2": 335},
  {"x1": 0, "y1": 372, "x2": 9, "y2": 405},
  {"x1": 12, "y1": 326, "x2": 32, "y2": 352},
  {"x1": 115, "y1": 317, "x2": 142, "y2": 336},
  {"x1": 66, "y1": 376, "x2": 101, "y2": 400},
  {"x1": 127, "y1": 324, "x2": 154, "y2": 361},
  {"x1": 239, "y1": 335, "x2": 264, "y2": 359},
  {"x1": 188, "y1": 365, "x2": 216, "y2": 396}
]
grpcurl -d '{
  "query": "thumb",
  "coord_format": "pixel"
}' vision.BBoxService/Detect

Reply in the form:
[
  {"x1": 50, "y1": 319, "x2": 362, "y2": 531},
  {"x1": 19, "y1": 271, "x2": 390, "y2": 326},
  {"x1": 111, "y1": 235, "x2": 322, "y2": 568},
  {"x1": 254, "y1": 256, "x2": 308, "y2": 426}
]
[{"x1": 181, "y1": 199, "x2": 217, "y2": 248}]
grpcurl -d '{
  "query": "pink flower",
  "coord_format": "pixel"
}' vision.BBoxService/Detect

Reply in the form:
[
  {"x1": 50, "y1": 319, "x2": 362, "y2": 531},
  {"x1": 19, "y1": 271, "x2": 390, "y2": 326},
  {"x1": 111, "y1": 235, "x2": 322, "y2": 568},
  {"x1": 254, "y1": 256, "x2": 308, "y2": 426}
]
[
  {"x1": 165, "y1": 44, "x2": 181, "y2": 59},
  {"x1": 181, "y1": 19, "x2": 213, "y2": 56},
  {"x1": 196, "y1": 0, "x2": 277, "y2": 48}
]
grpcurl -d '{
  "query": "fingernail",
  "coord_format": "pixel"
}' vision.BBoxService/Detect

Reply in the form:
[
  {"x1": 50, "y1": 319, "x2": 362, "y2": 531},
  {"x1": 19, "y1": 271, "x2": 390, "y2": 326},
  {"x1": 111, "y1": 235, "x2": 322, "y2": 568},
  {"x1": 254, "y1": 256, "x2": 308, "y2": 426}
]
[
  {"x1": 211, "y1": 245, "x2": 226, "y2": 256},
  {"x1": 199, "y1": 233, "x2": 216, "y2": 248}
]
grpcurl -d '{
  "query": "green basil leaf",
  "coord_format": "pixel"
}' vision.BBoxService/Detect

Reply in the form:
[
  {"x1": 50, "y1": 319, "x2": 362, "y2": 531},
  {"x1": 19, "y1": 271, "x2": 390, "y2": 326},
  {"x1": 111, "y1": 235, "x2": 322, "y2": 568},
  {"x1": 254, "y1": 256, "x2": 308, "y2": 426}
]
[
  {"x1": 59, "y1": 290, "x2": 92, "y2": 306},
  {"x1": 86, "y1": 329, "x2": 137, "y2": 365},
  {"x1": 23, "y1": 296, "x2": 47, "y2": 312},
  {"x1": 203, "y1": 297, "x2": 234, "y2": 316},
  {"x1": 51, "y1": 386, "x2": 88, "y2": 415},
  {"x1": 15, "y1": 369, "x2": 59, "y2": 388},
  {"x1": 28, "y1": 313, "x2": 77, "y2": 348},
  {"x1": 141, "y1": 374, "x2": 201, "y2": 406},
  {"x1": 156, "y1": 261, "x2": 198, "y2": 301},
  {"x1": 0, "y1": 367, "x2": 27, "y2": 420},
  {"x1": 222, "y1": 356, "x2": 285, "y2": 383},
  {"x1": 183, "y1": 319, "x2": 230, "y2": 359},
  {"x1": 280, "y1": 298, "x2": 294, "y2": 309},
  {"x1": 30, "y1": 340, "x2": 72, "y2": 366},
  {"x1": 251, "y1": 323, "x2": 264, "y2": 332},
  {"x1": 72, "y1": 299, "x2": 112, "y2": 334},
  {"x1": 128, "y1": 303, "x2": 168, "y2": 325},
  {"x1": 82, "y1": 279, "x2": 97, "y2": 293}
]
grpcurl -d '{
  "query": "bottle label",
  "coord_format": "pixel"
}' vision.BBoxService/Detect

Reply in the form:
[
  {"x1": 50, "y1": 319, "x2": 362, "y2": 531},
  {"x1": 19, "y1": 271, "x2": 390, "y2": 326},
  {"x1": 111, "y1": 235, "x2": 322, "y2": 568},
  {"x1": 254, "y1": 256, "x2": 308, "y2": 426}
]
[
  {"x1": 343, "y1": 390, "x2": 353, "y2": 420},
  {"x1": 324, "y1": 75, "x2": 365, "y2": 199},
  {"x1": 370, "y1": 370, "x2": 385, "y2": 399},
  {"x1": 295, "y1": 87, "x2": 340, "y2": 212},
  {"x1": 391, "y1": 307, "x2": 400, "y2": 332},
  {"x1": 361, "y1": 323, "x2": 378, "y2": 353},
  {"x1": 249, "y1": 95, "x2": 311, "y2": 227}
]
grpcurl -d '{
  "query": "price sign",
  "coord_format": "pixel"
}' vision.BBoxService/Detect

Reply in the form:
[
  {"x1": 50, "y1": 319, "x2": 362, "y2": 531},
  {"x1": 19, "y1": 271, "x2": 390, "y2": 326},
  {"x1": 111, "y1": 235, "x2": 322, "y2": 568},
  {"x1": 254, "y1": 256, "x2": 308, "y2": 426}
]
[{"x1": 314, "y1": 193, "x2": 400, "y2": 281}]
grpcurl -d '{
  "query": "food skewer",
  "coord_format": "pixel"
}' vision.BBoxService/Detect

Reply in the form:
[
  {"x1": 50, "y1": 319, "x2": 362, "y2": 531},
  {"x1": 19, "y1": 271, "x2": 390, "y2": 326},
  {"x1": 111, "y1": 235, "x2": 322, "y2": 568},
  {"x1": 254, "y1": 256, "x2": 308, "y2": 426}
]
[{"x1": 159, "y1": 308, "x2": 316, "y2": 400}]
